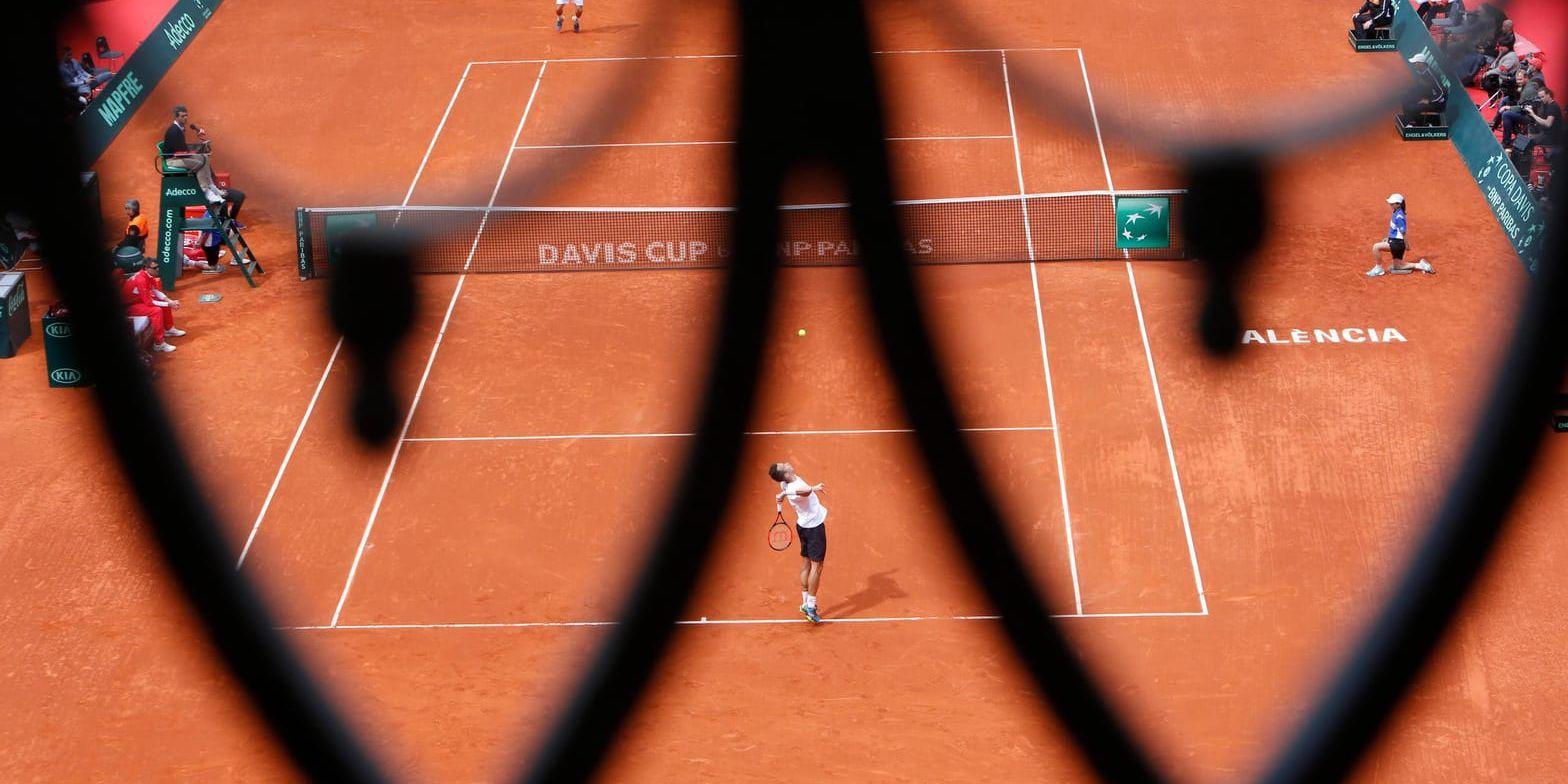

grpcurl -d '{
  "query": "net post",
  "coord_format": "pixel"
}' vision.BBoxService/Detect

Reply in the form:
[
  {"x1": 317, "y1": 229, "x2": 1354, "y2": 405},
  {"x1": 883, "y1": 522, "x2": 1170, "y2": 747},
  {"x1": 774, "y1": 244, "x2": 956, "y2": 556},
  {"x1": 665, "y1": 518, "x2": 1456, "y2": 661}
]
[{"x1": 295, "y1": 207, "x2": 312, "y2": 280}]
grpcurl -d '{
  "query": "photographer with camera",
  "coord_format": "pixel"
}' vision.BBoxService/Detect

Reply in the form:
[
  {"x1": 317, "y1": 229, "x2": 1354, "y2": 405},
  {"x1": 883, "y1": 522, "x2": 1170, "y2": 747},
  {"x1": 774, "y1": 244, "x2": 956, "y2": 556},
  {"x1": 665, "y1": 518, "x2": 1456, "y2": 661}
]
[
  {"x1": 1500, "y1": 86, "x2": 1558, "y2": 151},
  {"x1": 1492, "y1": 71, "x2": 1539, "y2": 129},
  {"x1": 1518, "y1": 87, "x2": 1560, "y2": 152}
]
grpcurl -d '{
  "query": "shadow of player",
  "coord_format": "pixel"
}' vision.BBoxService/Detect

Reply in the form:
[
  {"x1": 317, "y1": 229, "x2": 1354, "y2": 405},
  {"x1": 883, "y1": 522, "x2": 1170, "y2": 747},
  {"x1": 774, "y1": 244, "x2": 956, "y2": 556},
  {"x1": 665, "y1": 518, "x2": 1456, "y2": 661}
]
[
  {"x1": 823, "y1": 569, "x2": 907, "y2": 619},
  {"x1": 575, "y1": 23, "x2": 641, "y2": 34}
]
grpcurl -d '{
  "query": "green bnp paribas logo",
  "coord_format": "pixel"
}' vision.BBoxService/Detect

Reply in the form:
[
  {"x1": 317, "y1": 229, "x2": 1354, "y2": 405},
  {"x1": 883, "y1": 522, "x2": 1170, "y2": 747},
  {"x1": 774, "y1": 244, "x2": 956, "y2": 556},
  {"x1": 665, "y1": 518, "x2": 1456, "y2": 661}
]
[{"x1": 1115, "y1": 197, "x2": 1170, "y2": 249}]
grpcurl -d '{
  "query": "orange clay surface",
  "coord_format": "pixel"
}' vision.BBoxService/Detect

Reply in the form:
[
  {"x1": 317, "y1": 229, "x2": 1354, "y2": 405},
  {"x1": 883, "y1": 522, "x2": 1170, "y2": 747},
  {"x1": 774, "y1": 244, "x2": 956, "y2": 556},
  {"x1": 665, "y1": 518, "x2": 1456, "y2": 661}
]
[{"x1": 3, "y1": 0, "x2": 1567, "y2": 781}]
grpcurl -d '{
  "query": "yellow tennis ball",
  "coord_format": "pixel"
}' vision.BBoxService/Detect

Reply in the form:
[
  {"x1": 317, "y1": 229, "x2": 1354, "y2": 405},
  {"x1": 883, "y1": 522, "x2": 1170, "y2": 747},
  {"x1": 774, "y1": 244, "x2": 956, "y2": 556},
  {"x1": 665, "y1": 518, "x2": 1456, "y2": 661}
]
[{"x1": 797, "y1": 329, "x2": 807, "y2": 336}]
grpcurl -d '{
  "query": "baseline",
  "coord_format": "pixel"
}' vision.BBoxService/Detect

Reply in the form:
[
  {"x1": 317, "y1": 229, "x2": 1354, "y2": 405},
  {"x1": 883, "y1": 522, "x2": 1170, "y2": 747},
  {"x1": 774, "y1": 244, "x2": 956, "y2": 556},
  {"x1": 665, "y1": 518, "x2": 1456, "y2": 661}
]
[
  {"x1": 287, "y1": 610, "x2": 1209, "y2": 632},
  {"x1": 511, "y1": 135, "x2": 1011, "y2": 150},
  {"x1": 405, "y1": 425, "x2": 1052, "y2": 443},
  {"x1": 466, "y1": 47, "x2": 1082, "y2": 67}
]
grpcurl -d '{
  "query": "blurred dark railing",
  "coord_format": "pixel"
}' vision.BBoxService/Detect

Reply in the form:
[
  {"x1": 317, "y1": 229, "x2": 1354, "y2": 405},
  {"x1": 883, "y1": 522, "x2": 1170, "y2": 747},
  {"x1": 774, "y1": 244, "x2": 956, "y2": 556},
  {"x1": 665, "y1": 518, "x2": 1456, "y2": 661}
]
[{"x1": 7, "y1": 1, "x2": 1566, "y2": 782}]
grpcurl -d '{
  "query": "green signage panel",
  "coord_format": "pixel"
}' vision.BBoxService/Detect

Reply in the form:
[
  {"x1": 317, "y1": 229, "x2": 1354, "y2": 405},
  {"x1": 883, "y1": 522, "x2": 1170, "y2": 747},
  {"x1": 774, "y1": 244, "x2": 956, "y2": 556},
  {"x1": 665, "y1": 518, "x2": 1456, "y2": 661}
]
[
  {"x1": 1115, "y1": 197, "x2": 1171, "y2": 249},
  {"x1": 43, "y1": 316, "x2": 92, "y2": 387}
]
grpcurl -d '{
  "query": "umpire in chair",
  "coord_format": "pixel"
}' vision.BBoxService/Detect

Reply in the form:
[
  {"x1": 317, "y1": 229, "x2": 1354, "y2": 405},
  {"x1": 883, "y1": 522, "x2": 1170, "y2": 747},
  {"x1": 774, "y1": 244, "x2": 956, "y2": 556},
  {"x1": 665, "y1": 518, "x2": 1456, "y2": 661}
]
[{"x1": 162, "y1": 105, "x2": 246, "y2": 225}]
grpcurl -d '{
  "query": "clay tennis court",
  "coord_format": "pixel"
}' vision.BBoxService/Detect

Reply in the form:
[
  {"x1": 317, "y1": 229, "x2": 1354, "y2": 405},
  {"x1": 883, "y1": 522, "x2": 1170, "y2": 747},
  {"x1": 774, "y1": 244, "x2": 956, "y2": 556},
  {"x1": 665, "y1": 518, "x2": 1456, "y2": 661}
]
[{"x1": 7, "y1": 0, "x2": 1568, "y2": 781}]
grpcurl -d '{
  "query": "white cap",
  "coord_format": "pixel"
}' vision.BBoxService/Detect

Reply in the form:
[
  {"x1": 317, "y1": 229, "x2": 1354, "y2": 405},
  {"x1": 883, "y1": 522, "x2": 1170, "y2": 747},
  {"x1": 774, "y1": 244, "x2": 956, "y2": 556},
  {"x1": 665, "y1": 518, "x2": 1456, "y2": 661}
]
[
  {"x1": 1409, "y1": 51, "x2": 1430, "y2": 66},
  {"x1": 1387, "y1": 193, "x2": 1405, "y2": 204}
]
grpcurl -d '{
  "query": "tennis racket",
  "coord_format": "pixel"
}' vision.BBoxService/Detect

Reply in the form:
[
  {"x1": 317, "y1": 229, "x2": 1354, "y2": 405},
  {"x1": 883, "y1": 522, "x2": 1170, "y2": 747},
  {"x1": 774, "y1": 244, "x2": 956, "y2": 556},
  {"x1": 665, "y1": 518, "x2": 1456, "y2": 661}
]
[{"x1": 768, "y1": 510, "x2": 792, "y2": 551}]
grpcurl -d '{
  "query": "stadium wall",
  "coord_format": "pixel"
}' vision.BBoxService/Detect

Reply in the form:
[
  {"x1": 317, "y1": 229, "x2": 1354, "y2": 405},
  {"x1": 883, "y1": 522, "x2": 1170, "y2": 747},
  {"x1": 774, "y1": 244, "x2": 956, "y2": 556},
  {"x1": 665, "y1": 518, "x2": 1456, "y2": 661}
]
[{"x1": 1390, "y1": 0, "x2": 1546, "y2": 273}]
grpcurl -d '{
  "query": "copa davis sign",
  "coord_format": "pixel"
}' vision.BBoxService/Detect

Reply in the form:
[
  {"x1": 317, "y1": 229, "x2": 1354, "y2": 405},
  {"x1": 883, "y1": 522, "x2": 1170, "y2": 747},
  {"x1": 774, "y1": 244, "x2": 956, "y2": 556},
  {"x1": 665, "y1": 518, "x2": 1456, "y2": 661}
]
[
  {"x1": 1388, "y1": 0, "x2": 1545, "y2": 273},
  {"x1": 80, "y1": 0, "x2": 224, "y2": 163}
]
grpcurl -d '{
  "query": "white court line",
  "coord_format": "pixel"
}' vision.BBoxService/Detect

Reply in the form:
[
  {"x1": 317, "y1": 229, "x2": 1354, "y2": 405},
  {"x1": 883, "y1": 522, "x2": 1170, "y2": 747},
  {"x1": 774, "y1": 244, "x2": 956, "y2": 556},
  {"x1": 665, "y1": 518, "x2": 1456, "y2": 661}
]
[
  {"x1": 329, "y1": 62, "x2": 550, "y2": 628},
  {"x1": 238, "y1": 64, "x2": 476, "y2": 570},
  {"x1": 400, "y1": 63, "x2": 474, "y2": 213},
  {"x1": 469, "y1": 53, "x2": 738, "y2": 66},
  {"x1": 1076, "y1": 52, "x2": 1208, "y2": 613},
  {"x1": 235, "y1": 339, "x2": 343, "y2": 567},
  {"x1": 1075, "y1": 49, "x2": 1118, "y2": 212},
  {"x1": 467, "y1": 47, "x2": 1085, "y2": 67},
  {"x1": 872, "y1": 47, "x2": 1081, "y2": 56},
  {"x1": 514, "y1": 140, "x2": 734, "y2": 150},
  {"x1": 1074, "y1": 48, "x2": 1127, "y2": 262},
  {"x1": 999, "y1": 53, "x2": 1037, "y2": 258},
  {"x1": 1002, "y1": 50, "x2": 1084, "y2": 615},
  {"x1": 885, "y1": 135, "x2": 1012, "y2": 142},
  {"x1": 1125, "y1": 264, "x2": 1208, "y2": 613},
  {"x1": 286, "y1": 610, "x2": 1208, "y2": 631},
  {"x1": 302, "y1": 190, "x2": 1184, "y2": 215},
  {"x1": 511, "y1": 135, "x2": 1010, "y2": 151},
  {"x1": 403, "y1": 425, "x2": 1052, "y2": 443}
]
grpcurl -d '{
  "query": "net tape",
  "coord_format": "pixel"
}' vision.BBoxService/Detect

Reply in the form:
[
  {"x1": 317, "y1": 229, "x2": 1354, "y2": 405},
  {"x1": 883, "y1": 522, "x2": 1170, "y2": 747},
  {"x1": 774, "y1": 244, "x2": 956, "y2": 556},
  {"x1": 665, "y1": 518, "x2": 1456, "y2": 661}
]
[{"x1": 297, "y1": 189, "x2": 1186, "y2": 277}]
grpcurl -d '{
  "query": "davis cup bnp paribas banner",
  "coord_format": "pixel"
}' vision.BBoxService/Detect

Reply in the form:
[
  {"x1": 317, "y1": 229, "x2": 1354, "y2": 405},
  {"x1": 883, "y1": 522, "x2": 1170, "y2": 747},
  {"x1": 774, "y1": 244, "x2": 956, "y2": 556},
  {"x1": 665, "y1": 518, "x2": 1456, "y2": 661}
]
[
  {"x1": 1390, "y1": 0, "x2": 1545, "y2": 273},
  {"x1": 80, "y1": 0, "x2": 225, "y2": 163}
]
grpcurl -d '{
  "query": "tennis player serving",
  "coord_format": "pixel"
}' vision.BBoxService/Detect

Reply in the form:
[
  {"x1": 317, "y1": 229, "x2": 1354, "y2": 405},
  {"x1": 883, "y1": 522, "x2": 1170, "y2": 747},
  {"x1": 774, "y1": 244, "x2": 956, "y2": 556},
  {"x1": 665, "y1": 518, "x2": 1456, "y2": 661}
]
[{"x1": 769, "y1": 462, "x2": 827, "y2": 623}]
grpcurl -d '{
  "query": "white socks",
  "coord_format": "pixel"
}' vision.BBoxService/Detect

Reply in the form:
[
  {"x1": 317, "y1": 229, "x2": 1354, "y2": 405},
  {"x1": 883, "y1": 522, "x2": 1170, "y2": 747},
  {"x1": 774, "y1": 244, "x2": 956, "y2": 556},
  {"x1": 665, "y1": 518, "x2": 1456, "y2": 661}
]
[{"x1": 805, "y1": 594, "x2": 817, "y2": 609}]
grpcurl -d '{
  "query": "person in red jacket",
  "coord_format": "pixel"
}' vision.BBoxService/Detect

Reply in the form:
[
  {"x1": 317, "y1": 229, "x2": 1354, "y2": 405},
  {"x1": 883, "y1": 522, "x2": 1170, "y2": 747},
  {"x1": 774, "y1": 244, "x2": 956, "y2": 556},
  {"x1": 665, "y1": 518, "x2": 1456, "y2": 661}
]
[{"x1": 121, "y1": 258, "x2": 185, "y2": 353}]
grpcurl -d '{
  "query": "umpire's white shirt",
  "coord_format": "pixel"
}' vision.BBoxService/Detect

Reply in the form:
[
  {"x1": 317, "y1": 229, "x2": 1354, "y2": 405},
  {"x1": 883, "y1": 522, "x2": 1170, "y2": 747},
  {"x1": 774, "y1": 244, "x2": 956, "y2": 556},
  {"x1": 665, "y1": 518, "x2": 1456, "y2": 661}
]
[{"x1": 782, "y1": 478, "x2": 827, "y2": 528}]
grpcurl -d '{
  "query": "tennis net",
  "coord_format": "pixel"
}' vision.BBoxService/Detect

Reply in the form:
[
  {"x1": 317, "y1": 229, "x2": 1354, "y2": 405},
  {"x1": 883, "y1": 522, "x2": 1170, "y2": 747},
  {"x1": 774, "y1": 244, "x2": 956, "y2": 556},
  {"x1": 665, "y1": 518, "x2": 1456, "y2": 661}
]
[{"x1": 295, "y1": 189, "x2": 1186, "y2": 278}]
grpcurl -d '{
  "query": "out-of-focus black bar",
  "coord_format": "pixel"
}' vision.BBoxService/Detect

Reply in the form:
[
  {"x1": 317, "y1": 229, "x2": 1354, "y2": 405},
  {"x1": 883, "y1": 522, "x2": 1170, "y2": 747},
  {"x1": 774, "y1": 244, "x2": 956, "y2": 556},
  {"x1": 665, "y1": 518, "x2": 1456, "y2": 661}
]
[
  {"x1": 512, "y1": 2, "x2": 794, "y2": 780},
  {"x1": 833, "y1": 13, "x2": 1166, "y2": 784},
  {"x1": 11, "y1": 6, "x2": 385, "y2": 782}
]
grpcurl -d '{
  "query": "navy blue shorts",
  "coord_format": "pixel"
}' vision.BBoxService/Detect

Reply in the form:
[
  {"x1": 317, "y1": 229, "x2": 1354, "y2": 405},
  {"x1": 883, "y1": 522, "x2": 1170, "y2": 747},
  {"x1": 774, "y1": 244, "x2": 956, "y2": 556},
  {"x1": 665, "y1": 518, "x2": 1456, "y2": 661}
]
[{"x1": 797, "y1": 523, "x2": 826, "y2": 562}]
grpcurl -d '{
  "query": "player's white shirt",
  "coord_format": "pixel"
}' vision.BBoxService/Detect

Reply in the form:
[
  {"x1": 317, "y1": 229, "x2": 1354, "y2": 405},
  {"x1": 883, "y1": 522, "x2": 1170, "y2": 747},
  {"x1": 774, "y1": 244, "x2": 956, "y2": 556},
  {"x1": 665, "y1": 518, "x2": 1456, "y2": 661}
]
[{"x1": 781, "y1": 477, "x2": 827, "y2": 529}]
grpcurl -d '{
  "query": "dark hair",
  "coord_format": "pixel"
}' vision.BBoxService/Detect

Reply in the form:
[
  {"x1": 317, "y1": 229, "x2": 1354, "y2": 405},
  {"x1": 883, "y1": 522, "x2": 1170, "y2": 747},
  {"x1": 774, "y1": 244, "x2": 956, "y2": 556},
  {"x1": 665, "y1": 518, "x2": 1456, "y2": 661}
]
[
  {"x1": 173, "y1": 104, "x2": 188, "y2": 116},
  {"x1": 767, "y1": 463, "x2": 787, "y2": 482}
]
